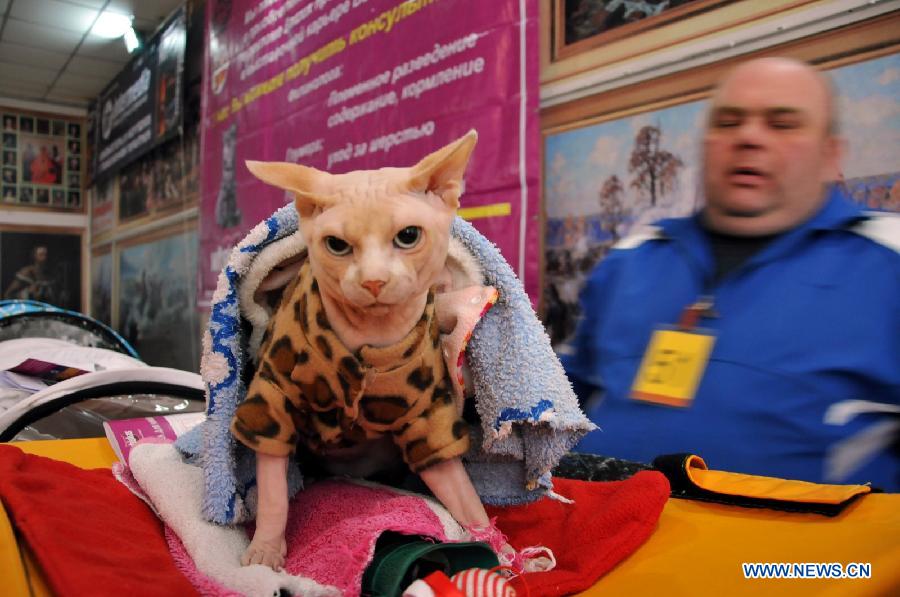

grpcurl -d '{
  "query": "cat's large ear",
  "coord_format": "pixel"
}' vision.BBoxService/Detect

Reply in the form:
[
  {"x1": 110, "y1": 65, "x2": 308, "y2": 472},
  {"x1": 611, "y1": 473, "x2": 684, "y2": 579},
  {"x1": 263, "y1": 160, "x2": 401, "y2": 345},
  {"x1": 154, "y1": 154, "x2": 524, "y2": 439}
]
[
  {"x1": 407, "y1": 130, "x2": 477, "y2": 209},
  {"x1": 245, "y1": 161, "x2": 333, "y2": 218}
]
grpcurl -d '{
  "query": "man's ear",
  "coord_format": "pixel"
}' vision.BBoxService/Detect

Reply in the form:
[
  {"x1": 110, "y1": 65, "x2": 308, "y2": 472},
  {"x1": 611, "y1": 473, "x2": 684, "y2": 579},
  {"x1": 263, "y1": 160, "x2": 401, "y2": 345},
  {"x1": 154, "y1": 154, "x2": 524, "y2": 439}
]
[
  {"x1": 823, "y1": 136, "x2": 846, "y2": 183},
  {"x1": 245, "y1": 161, "x2": 333, "y2": 218},
  {"x1": 407, "y1": 130, "x2": 478, "y2": 209}
]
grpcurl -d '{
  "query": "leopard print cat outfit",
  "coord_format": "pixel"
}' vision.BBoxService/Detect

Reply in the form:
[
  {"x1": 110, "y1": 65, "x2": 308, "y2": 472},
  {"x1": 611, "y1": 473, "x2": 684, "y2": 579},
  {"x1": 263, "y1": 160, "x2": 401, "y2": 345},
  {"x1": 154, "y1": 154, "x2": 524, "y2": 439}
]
[{"x1": 231, "y1": 261, "x2": 470, "y2": 473}]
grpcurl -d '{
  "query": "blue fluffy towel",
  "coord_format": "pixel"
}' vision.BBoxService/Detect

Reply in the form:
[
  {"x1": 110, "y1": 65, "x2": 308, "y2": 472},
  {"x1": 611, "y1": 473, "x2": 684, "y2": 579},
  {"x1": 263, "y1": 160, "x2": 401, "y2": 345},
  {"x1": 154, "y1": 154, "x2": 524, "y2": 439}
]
[{"x1": 176, "y1": 204, "x2": 595, "y2": 524}]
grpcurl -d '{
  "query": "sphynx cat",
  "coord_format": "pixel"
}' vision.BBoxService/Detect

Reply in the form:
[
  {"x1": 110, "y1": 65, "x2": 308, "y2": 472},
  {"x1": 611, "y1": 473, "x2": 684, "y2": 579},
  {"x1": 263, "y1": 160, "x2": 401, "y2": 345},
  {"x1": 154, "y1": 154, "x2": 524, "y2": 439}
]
[{"x1": 230, "y1": 131, "x2": 519, "y2": 571}]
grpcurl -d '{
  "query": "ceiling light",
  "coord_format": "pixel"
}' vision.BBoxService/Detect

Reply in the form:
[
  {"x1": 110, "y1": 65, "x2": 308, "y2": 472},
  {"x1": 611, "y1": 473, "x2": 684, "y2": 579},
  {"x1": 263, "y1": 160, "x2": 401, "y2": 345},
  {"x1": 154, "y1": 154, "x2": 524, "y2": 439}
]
[
  {"x1": 124, "y1": 27, "x2": 141, "y2": 53},
  {"x1": 91, "y1": 11, "x2": 133, "y2": 39}
]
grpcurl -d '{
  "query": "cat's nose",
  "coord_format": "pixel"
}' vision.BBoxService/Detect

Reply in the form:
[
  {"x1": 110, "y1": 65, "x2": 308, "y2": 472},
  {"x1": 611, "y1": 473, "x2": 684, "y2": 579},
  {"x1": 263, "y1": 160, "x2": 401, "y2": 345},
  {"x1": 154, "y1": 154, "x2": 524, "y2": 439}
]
[{"x1": 361, "y1": 280, "x2": 385, "y2": 297}]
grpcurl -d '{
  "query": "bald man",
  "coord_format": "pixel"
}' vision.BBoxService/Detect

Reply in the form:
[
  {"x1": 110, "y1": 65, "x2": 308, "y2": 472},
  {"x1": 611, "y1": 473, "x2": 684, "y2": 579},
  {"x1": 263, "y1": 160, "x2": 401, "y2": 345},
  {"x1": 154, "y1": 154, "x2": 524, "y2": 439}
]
[{"x1": 563, "y1": 58, "x2": 900, "y2": 490}]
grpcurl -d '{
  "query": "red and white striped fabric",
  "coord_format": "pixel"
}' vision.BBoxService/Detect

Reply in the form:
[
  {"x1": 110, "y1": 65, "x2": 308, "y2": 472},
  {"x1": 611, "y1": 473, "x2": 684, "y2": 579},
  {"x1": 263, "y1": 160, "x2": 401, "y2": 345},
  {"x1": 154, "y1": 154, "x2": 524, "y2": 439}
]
[{"x1": 450, "y1": 568, "x2": 515, "y2": 597}]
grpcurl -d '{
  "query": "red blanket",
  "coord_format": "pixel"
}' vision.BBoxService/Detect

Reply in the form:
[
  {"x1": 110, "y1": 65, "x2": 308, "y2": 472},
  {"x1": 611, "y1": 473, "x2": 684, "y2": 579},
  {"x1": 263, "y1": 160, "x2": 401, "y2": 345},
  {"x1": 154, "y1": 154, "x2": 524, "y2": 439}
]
[
  {"x1": 0, "y1": 445, "x2": 198, "y2": 597},
  {"x1": 487, "y1": 471, "x2": 670, "y2": 596},
  {"x1": 0, "y1": 444, "x2": 668, "y2": 595}
]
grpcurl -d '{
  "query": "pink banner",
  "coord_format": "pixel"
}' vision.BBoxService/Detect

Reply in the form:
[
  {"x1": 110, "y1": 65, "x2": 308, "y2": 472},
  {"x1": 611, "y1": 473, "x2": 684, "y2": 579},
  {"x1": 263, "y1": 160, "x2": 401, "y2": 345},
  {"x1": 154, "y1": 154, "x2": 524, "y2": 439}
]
[{"x1": 198, "y1": 0, "x2": 540, "y2": 306}]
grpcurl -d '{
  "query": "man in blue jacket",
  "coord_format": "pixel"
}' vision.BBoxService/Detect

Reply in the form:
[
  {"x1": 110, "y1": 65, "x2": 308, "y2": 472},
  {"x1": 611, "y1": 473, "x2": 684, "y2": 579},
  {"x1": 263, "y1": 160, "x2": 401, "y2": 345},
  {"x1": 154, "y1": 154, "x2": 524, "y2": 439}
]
[{"x1": 563, "y1": 57, "x2": 900, "y2": 491}]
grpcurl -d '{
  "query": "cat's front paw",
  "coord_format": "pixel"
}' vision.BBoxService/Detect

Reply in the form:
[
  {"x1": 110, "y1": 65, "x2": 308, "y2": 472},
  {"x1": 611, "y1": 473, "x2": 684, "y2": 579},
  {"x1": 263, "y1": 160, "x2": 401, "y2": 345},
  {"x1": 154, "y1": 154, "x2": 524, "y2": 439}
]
[{"x1": 241, "y1": 535, "x2": 287, "y2": 571}]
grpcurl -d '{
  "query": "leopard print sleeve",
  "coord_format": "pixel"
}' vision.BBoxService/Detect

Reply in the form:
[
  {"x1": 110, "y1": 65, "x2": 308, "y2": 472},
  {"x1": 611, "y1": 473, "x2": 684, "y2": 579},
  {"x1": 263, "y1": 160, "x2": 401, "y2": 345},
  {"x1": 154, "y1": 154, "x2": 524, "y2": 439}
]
[{"x1": 230, "y1": 373, "x2": 300, "y2": 457}]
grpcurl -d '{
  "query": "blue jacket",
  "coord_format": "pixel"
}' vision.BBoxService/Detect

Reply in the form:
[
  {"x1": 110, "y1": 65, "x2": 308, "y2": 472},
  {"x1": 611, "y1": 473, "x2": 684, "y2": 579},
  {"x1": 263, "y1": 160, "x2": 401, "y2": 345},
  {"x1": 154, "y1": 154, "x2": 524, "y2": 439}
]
[{"x1": 563, "y1": 188, "x2": 900, "y2": 491}]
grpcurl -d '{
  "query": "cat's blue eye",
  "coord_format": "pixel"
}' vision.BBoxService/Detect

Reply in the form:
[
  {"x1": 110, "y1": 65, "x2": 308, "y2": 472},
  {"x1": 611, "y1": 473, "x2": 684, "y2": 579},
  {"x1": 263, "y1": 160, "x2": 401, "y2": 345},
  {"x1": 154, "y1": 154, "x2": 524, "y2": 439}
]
[
  {"x1": 394, "y1": 226, "x2": 421, "y2": 249},
  {"x1": 324, "y1": 236, "x2": 351, "y2": 256}
]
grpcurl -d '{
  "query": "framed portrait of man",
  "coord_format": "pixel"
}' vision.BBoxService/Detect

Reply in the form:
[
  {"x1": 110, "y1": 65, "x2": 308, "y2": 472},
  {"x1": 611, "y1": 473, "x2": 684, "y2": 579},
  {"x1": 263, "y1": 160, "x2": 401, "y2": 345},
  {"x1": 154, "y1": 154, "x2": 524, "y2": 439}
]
[{"x1": 0, "y1": 228, "x2": 83, "y2": 312}]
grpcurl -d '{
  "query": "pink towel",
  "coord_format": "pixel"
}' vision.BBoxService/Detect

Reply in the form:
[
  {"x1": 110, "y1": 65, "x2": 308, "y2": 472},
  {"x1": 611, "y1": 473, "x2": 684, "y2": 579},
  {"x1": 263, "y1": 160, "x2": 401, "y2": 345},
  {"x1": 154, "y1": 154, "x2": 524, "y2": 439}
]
[{"x1": 168, "y1": 480, "x2": 457, "y2": 597}]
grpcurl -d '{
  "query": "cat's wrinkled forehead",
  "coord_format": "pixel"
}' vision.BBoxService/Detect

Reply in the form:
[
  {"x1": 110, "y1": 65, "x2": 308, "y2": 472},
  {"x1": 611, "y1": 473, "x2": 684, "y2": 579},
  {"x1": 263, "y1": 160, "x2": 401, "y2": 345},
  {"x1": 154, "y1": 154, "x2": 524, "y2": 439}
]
[
  {"x1": 246, "y1": 130, "x2": 477, "y2": 218},
  {"x1": 325, "y1": 167, "x2": 421, "y2": 202}
]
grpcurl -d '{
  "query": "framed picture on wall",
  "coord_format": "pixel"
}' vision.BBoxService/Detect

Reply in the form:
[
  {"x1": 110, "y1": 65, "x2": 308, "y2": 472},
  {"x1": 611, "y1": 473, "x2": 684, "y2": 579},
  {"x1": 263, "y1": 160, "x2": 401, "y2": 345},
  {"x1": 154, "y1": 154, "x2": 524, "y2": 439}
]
[
  {"x1": 553, "y1": 0, "x2": 727, "y2": 61},
  {"x1": 0, "y1": 109, "x2": 85, "y2": 211},
  {"x1": 20, "y1": 134, "x2": 64, "y2": 185},
  {"x1": 0, "y1": 227, "x2": 83, "y2": 312},
  {"x1": 829, "y1": 52, "x2": 900, "y2": 212},
  {"x1": 90, "y1": 248, "x2": 113, "y2": 326},
  {"x1": 90, "y1": 176, "x2": 117, "y2": 237},
  {"x1": 118, "y1": 160, "x2": 151, "y2": 222},
  {"x1": 543, "y1": 97, "x2": 705, "y2": 346},
  {"x1": 117, "y1": 224, "x2": 200, "y2": 371},
  {"x1": 117, "y1": 135, "x2": 192, "y2": 225}
]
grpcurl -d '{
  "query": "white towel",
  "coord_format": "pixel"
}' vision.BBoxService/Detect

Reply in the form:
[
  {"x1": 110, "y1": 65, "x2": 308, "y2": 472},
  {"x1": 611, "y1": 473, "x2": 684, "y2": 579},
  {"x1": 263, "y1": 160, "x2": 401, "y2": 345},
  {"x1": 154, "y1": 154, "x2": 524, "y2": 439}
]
[{"x1": 127, "y1": 442, "x2": 339, "y2": 597}]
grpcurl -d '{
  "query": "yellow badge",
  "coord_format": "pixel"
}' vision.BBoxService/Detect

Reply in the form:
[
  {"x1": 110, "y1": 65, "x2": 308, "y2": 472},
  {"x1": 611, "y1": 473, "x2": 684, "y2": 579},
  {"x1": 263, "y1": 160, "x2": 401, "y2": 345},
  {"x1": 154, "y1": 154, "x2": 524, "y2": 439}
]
[{"x1": 631, "y1": 328, "x2": 716, "y2": 407}]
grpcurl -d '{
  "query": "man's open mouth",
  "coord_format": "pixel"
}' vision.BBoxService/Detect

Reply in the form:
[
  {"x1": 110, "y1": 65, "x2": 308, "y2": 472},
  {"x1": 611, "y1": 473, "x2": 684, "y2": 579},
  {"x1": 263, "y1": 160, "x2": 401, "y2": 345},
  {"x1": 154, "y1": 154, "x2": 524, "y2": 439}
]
[{"x1": 729, "y1": 166, "x2": 768, "y2": 186}]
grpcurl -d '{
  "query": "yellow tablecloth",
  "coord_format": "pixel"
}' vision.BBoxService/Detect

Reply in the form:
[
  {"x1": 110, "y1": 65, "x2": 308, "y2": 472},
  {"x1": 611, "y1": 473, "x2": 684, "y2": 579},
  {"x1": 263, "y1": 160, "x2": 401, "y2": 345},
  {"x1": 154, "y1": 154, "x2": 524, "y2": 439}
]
[{"x1": 2, "y1": 439, "x2": 898, "y2": 596}]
